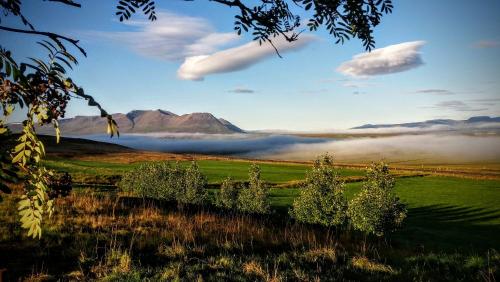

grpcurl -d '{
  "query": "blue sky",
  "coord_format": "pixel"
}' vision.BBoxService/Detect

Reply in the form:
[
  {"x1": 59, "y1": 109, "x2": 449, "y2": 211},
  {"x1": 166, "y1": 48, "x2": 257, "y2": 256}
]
[{"x1": 3, "y1": 0, "x2": 500, "y2": 130}]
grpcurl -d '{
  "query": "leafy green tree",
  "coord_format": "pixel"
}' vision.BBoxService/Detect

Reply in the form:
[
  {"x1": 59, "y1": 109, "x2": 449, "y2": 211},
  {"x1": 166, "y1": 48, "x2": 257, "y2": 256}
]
[
  {"x1": 237, "y1": 164, "x2": 270, "y2": 214},
  {"x1": 215, "y1": 176, "x2": 239, "y2": 210},
  {"x1": 179, "y1": 161, "x2": 207, "y2": 205},
  {"x1": 1, "y1": 0, "x2": 393, "y2": 238},
  {"x1": 347, "y1": 162, "x2": 407, "y2": 237},
  {"x1": 290, "y1": 154, "x2": 348, "y2": 227}
]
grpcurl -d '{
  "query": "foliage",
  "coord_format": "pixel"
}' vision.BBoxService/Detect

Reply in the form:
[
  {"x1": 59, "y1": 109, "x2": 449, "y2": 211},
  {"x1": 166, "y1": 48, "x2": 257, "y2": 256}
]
[
  {"x1": 119, "y1": 161, "x2": 208, "y2": 205},
  {"x1": 0, "y1": 0, "x2": 122, "y2": 237},
  {"x1": 115, "y1": 0, "x2": 392, "y2": 54},
  {"x1": 289, "y1": 154, "x2": 348, "y2": 227},
  {"x1": 215, "y1": 177, "x2": 239, "y2": 210},
  {"x1": 178, "y1": 161, "x2": 208, "y2": 205},
  {"x1": 237, "y1": 164, "x2": 270, "y2": 214},
  {"x1": 347, "y1": 162, "x2": 407, "y2": 236},
  {"x1": 119, "y1": 162, "x2": 178, "y2": 200},
  {"x1": 47, "y1": 171, "x2": 73, "y2": 198}
]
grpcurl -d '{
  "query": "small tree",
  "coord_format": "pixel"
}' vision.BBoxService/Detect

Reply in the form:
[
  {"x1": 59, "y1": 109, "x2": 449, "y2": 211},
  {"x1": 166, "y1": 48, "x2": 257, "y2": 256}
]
[
  {"x1": 179, "y1": 161, "x2": 207, "y2": 205},
  {"x1": 347, "y1": 162, "x2": 406, "y2": 237},
  {"x1": 237, "y1": 164, "x2": 270, "y2": 214},
  {"x1": 215, "y1": 177, "x2": 239, "y2": 210},
  {"x1": 290, "y1": 154, "x2": 347, "y2": 227}
]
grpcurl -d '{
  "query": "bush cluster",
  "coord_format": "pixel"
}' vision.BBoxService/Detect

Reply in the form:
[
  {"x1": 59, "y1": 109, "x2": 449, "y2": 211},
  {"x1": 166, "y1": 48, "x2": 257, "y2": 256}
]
[
  {"x1": 119, "y1": 161, "x2": 207, "y2": 205},
  {"x1": 215, "y1": 164, "x2": 270, "y2": 214},
  {"x1": 290, "y1": 155, "x2": 407, "y2": 237}
]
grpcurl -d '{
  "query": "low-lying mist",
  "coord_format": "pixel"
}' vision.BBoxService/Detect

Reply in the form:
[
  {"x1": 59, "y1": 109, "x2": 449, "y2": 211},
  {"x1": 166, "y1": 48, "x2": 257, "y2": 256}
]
[
  {"x1": 84, "y1": 132, "x2": 500, "y2": 164},
  {"x1": 85, "y1": 134, "x2": 329, "y2": 155},
  {"x1": 254, "y1": 134, "x2": 500, "y2": 164}
]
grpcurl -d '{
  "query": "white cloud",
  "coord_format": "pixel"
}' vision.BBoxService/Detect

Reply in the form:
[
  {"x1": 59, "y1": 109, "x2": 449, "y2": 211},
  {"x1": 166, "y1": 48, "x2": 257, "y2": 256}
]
[
  {"x1": 91, "y1": 11, "x2": 239, "y2": 61},
  {"x1": 337, "y1": 41, "x2": 426, "y2": 77},
  {"x1": 177, "y1": 35, "x2": 316, "y2": 81}
]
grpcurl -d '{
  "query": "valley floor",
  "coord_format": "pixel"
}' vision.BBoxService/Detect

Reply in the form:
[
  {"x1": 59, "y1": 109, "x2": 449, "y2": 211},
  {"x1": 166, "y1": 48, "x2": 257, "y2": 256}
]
[{"x1": 1, "y1": 138, "x2": 499, "y2": 281}]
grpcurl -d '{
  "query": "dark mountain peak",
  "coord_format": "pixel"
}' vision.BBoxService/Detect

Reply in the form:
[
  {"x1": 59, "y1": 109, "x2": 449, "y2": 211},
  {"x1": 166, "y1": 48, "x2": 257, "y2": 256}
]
[{"x1": 25, "y1": 109, "x2": 244, "y2": 135}]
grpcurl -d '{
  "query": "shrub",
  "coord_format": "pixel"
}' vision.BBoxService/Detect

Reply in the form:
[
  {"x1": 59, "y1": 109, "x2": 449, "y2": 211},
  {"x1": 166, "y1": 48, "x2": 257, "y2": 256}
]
[
  {"x1": 47, "y1": 171, "x2": 73, "y2": 198},
  {"x1": 179, "y1": 161, "x2": 207, "y2": 205},
  {"x1": 237, "y1": 164, "x2": 270, "y2": 214},
  {"x1": 347, "y1": 162, "x2": 407, "y2": 237},
  {"x1": 289, "y1": 154, "x2": 347, "y2": 227},
  {"x1": 215, "y1": 177, "x2": 239, "y2": 209},
  {"x1": 119, "y1": 161, "x2": 208, "y2": 205},
  {"x1": 119, "y1": 162, "x2": 176, "y2": 200}
]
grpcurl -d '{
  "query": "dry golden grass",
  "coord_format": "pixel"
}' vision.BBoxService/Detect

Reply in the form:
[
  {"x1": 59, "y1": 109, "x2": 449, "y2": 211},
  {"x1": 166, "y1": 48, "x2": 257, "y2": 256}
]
[{"x1": 351, "y1": 256, "x2": 395, "y2": 274}]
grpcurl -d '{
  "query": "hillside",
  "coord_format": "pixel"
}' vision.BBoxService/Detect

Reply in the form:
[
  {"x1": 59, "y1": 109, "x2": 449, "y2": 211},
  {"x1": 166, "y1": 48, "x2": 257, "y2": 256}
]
[{"x1": 9, "y1": 110, "x2": 245, "y2": 135}]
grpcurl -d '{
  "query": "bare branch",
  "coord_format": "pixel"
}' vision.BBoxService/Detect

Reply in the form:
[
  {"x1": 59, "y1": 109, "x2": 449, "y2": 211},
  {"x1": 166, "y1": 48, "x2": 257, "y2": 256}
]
[
  {"x1": 0, "y1": 25, "x2": 86, "y2": 56},
  {"x1": 46, "y1": 0, "x2": 82, "y2": 8}
]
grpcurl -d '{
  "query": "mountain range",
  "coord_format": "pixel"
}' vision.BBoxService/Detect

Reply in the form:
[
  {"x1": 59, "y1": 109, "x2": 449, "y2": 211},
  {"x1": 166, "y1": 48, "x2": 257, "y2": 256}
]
[
  {"x1": 14, "y1": 110, "x2": 245, "y2": 135},
  {"x1": 351, "y1": 116, "x2": 500, "y2": 130}
]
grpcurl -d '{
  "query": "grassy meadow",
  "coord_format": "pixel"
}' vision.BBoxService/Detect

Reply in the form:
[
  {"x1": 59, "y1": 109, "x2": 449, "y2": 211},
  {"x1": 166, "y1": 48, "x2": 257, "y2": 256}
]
[
  {"x1": 1, "y1": 139, "x2": 499, "y2": 281},
  {"x1": 37, "y1": 157, "x2": 500, "y2": 251}
]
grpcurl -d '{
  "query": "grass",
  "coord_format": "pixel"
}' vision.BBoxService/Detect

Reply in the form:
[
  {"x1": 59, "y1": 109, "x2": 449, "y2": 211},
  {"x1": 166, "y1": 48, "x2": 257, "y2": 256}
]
[
  {"x1": 1, "y1": 189, "x2": 498, "y2": 281},
  {"x1": 2, "y1": 154, "x2": 499, "y2": 280},
  {"x1": 43, "y1": 158, "x2": 366, "y2": 184},
  {"x1": 265, "y1": 177, "x2": 500, "y2": 251},
  {"x1": 43, "y1": 156, "x2": 500, "y2": 252}
]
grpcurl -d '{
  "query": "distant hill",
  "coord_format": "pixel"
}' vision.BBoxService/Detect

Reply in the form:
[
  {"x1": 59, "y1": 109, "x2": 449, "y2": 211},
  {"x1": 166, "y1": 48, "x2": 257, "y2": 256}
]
[
  {"x1": 9, "y1": 110, "x2": 244, "y2": 135},
  {"x1": 351, "y1": 116, "x2": 500, "y2": 130}
]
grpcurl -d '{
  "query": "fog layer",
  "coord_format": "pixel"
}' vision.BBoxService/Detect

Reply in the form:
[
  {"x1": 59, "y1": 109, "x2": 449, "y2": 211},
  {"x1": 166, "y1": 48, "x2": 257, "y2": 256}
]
[{"x1": 85, "y1": 133, "x2": 500, "y2": 164}]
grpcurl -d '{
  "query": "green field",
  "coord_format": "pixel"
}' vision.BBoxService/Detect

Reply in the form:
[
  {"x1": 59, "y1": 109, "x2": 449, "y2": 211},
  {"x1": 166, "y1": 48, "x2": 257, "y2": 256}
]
[
  {"x1": 44, "y1": 157, "x2": 500, "y2": 251},
  {"x1": 43, "y1": 158, "x2": 366, "y2": 184},
  {"x1": 266, "y1": 177, "x2": 500, "y2": 251}
]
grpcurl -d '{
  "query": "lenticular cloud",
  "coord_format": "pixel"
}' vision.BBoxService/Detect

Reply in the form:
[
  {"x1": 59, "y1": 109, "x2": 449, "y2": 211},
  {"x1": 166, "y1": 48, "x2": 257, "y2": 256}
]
[
  {"x1": 177, "y1": 35, "x2": 316, "y2": 81},
  {"x1": 337, "y1": 41, "x2": 426, "y2": 77}
]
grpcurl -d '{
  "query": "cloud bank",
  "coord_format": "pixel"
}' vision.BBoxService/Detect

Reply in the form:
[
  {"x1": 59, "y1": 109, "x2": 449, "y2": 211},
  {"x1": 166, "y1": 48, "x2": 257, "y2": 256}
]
[
  {"x1": 260, "y1": 134, "x2": 500, "y2": 164},
  {"x1": 86, "y1": 133, "x2": 500, "y2": 164},
  {"x1": 337, "y1": 41, "x2": 426, "y2": 77},
  {"x1": 177, "y1": 35, "x2": 316, "y2": 81},
  {"x1": 91, "y1": 11, "x2": 238, "y2": 61}
]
